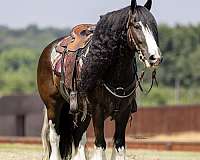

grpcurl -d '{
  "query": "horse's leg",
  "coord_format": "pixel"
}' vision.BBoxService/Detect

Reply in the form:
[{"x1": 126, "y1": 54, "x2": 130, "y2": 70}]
[
  {"x1": 46, "y1": 100, "x2": 62, "y2": 160},
  {"x1": 40, "y1": 98, "x2": 63, "y2": 160},
  {"x1": 91, "y1": 104, "x2": 107, "y2": 160},
  {"x1": 41, "y1": 103, "x2": 61, "y2": 160},
  {"x1": 41, "y1": 107, "x2": 50, "y2": 160},
  {"x1": 72, "y1": 114, "x2": 91, "y2": 160},
  {"x1": 40, "y1": 101, "x2": 62, "y2": 160},
  {"x1": 49, "y1": 120, "x2": 62, "y2": 160},
  {"x1": 111, "y1": 106, "x2": 131, "y2": 160},
  {"x1": 72, "y1": 132, "x2": 87, "y2": 160},
  {"x1": 37, "y1": 38, "x2": 63, "y2": 160}
]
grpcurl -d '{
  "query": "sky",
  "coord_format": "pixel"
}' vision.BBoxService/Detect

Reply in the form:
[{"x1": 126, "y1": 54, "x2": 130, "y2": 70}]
[{"x1": 0, "y1": 0, "x2": 200, "y2": 28}]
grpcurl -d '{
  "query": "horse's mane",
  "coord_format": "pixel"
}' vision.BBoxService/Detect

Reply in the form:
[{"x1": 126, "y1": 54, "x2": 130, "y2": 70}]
[
  {"x1": 79, "y1": 5, "x2": 159, "y2": 92},
  {"x1": 94, "y1": 5, "x2": 159, "y2": 44},
  {"x1": 97, "y1": 7, "x2": 130, "y2": 35}
]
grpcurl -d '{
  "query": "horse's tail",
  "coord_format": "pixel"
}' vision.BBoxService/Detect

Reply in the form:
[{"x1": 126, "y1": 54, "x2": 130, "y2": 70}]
[{"x1": 59, "y1": 102, "x2": 75, "y2": 159}]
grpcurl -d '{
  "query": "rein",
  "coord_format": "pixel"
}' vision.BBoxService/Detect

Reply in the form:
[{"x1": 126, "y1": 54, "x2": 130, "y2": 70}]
[
  {"x1": 103, "y1": 65, "x2": 158, "y2": 98},
  {"x1": 137, "y1": 68, "x2": 158, "y2": 95}
]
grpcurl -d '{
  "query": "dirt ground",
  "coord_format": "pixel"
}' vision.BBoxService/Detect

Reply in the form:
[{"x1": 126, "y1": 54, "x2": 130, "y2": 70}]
[
  {"x1": 1, "y1": 132, "x2": 200, "y2": 160},
  {"x1": 0, "y1": 143, "x2": 200, "y2": 160},
  {"x1": 130, "y1": 132, "x2": 200, "y2": 142}
]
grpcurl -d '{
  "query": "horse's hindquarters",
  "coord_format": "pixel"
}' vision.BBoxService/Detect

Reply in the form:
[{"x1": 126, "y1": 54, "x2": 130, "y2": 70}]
[{"x1": 37, "y1": 38, "x2": 63, "y2": 105}]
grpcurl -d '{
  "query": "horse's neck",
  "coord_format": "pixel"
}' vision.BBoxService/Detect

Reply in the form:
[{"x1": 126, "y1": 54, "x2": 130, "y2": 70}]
[{"x1": 105, "y1": 50, "x2": 136, "y2": 87}]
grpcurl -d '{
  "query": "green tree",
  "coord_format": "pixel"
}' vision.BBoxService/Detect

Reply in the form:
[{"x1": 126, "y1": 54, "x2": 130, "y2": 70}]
[{"x1": 0, "y1": 48, "x2": 38, "y2": 94}]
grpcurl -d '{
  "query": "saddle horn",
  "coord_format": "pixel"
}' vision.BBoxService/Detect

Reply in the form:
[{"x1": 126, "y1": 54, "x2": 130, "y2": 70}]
[
  {"x1": 144, "y1": 0, "x2": 152, "y2": 10},
  {"x1": 131, "y1": 0, "x2": 137, "y2": 12}
]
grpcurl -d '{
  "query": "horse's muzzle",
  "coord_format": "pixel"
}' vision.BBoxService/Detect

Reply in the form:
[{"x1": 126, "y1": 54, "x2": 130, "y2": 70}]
[{"x1": 150, "y1": 57, "x2": 162, "y2": 67}]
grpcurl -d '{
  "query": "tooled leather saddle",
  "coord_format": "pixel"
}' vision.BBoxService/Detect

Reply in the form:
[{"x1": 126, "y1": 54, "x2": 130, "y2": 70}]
[
  {"x1": 52, "y1": 24, "x2": 95, "y2": 114},
  {"x1": 53, "y1": 24, "x2": 96, "y2": 90}
]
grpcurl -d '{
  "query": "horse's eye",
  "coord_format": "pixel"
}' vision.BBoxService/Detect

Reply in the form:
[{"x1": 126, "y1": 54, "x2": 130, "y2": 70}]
[{"x1": 134, "y1": 23, "x2": 141, "y2": 29}]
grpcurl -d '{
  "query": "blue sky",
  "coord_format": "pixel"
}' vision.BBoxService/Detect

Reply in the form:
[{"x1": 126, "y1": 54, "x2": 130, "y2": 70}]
[{"x1": 0, "y1": 0, "x2": 200, "y2": 28}]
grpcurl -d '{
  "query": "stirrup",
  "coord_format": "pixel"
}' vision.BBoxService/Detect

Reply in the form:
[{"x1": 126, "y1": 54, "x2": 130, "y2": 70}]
[{"x1": 70, "y1": 91, "x2": 78, "y2": 113}]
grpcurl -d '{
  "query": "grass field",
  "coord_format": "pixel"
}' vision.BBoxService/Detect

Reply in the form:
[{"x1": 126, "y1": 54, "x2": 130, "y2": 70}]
[{"x1": 0, "y1": 143, "x2": 200, "y2": 160}]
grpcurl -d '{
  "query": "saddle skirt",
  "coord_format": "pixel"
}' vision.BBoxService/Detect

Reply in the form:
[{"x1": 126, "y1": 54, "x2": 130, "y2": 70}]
[{"x1": 51, "y1": 24, "x2": 96, "y2": 90}]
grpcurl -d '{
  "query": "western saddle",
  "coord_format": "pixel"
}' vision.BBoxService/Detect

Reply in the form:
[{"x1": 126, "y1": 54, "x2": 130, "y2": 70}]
[
  {"x1": 56, "y1": 24, "x2": 96, "y2": 53},
  {"x1": 53, "y1": 24, "x2": 96, "y2": 113}
]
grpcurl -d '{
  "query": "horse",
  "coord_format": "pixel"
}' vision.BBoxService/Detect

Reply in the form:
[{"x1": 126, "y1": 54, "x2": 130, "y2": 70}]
[{"x1": 37, "y1": 0, "x2": 162, "y2": 160}]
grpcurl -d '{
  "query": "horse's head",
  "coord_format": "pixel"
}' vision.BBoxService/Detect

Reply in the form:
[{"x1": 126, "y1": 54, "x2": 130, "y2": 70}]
[{"x1": 127, "y1": 0, "x2": 162, "y2": 68}]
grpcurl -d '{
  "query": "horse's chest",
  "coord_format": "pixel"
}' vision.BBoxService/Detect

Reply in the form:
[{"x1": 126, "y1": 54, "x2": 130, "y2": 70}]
[{"x1": 89, "y1": 86, "x2": 134, "y2": 116}]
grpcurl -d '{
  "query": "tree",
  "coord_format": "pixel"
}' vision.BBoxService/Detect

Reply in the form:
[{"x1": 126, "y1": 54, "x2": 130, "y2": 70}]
[{"x1": 0, "y1": 48, "x2": 38, "y2": 94}]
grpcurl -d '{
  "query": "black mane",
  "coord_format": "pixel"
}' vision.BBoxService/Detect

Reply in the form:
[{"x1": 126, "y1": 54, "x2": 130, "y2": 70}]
[
  {"x1": 97, "y1": 6, "x2": 130, "y2": 36},
  {"x1": 78, "y1": 5, "x2": 159, "y2": 92},
  {"x1": 96, "y1": 5, "x2": 158, "y2": 44}
]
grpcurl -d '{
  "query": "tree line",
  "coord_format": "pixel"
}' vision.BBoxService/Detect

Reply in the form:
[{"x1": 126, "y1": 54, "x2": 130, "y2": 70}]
[{"x1": 0, "y1": 24, "x2": 199, "y2": 106}]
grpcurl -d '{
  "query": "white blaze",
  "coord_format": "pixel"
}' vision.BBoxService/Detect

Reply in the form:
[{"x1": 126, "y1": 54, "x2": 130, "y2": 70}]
[{"x1": 139, "y1": 21, "x2": 161, "y2": 62}]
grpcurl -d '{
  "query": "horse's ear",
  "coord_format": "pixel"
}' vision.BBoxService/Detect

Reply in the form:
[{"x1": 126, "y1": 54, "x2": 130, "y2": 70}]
[
  {"x1": 144, "y1": 0, "x2": 152, "y2": 10},
  {"x1": 131, "y1": 0, "x2": 137, "y2": 12}
]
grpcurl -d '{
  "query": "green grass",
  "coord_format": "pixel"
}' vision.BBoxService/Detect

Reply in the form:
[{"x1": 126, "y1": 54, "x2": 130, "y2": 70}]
[
  {"x1": 0, "y1": 144, "x2": 200, "y2": 160},
  {"x1": 137, "y1": 85, "x2": 200, "y2": 107}
]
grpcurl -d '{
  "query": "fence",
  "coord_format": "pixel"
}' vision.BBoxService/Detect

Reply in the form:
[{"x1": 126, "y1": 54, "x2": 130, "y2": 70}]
[
  {"x1": 0, "y1": 95, "x2": 200, "y2": 137},
  {"x1": 0, "y1": 95, "x2": 43, "y2": 136}
]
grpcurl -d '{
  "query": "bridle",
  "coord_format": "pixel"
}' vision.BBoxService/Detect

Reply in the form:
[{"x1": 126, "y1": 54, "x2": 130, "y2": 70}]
[
  {"x1": 127, "y1": 10, "x2": 149, "y2": 67},
  {"x1": 103, "y1": 10, "x2": 158, "y2": 98}
]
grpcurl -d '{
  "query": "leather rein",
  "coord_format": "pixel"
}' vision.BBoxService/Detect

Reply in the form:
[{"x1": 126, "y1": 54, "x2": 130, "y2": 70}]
[{"x1": 103, "y1": 10, "x2": 158, "y2": 98}]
